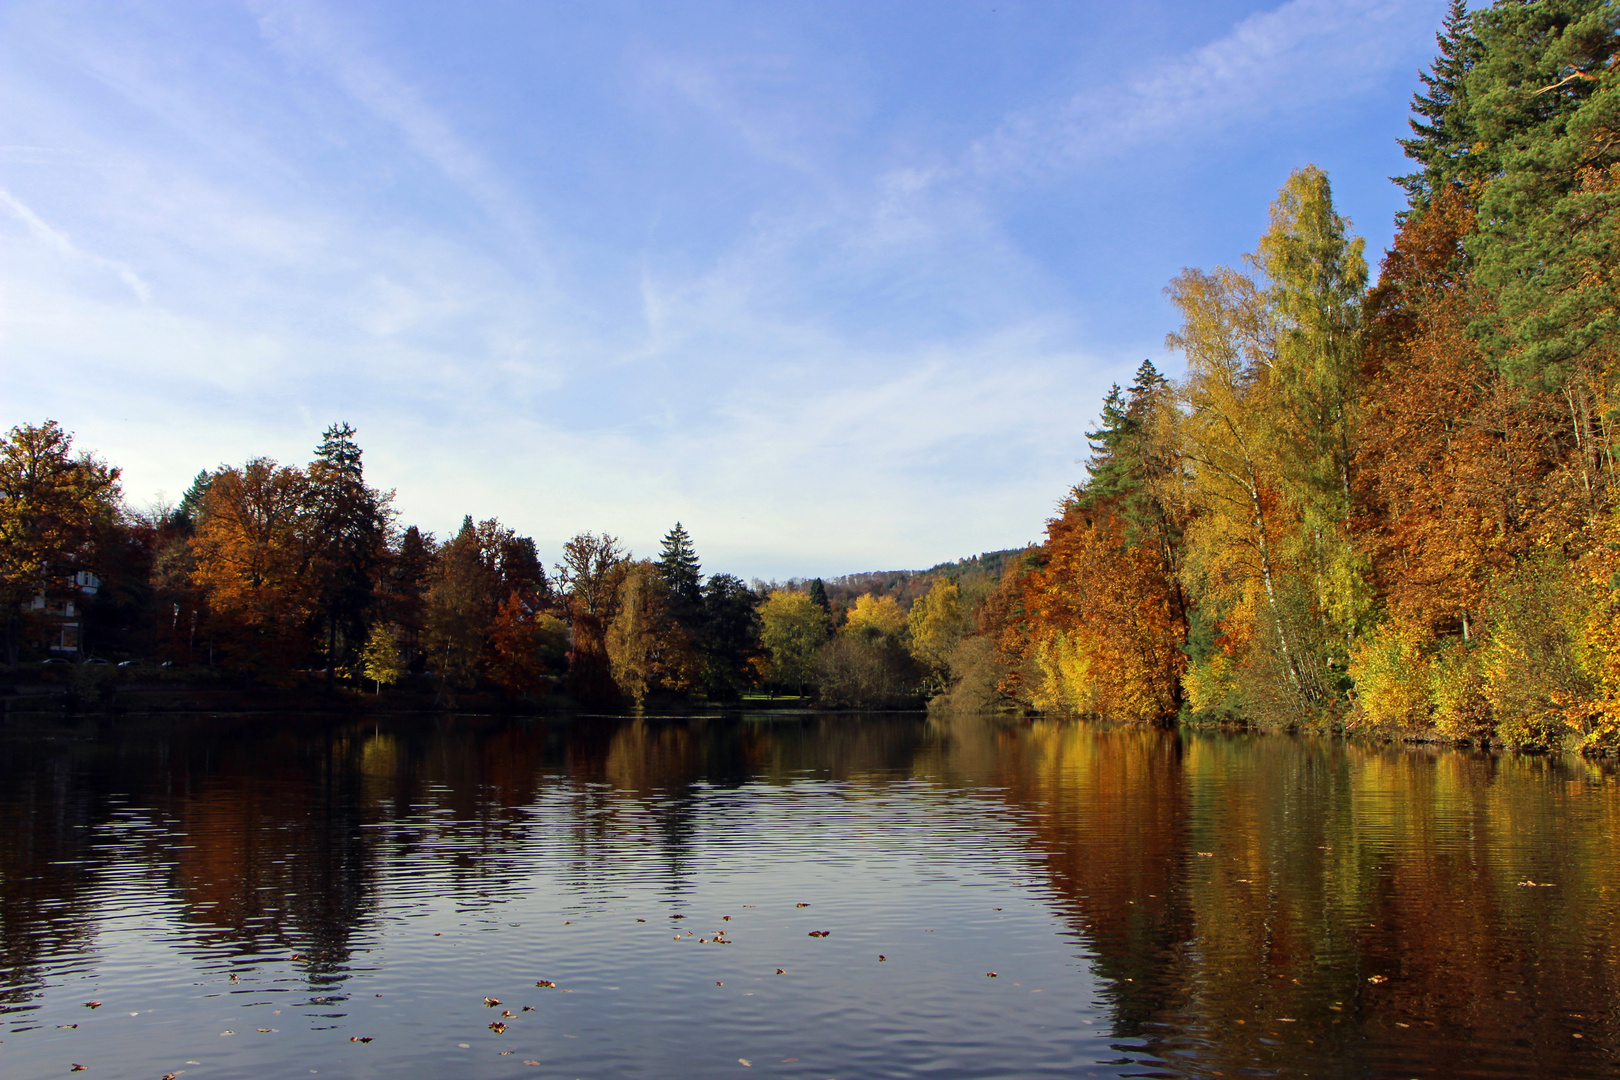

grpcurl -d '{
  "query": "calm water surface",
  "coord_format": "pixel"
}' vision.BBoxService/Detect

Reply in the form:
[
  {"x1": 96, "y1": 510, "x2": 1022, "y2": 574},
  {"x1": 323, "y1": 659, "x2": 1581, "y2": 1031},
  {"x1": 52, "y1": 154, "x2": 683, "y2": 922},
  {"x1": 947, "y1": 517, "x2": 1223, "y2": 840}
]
[{"x1": 2, "y1": 712, "x2": 1619, "y2": 1079}]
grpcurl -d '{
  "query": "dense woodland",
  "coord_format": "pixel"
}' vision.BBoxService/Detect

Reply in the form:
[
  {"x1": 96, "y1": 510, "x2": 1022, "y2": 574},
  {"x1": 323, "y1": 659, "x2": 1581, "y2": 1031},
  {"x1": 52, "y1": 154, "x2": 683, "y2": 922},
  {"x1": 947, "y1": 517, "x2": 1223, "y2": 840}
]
[
  {"x1": 973, "y1": 0, "x2": 1620, "y2": 750},
  {"x1": 6, "y1": 1, "x2": 1620, "y2": 749}
]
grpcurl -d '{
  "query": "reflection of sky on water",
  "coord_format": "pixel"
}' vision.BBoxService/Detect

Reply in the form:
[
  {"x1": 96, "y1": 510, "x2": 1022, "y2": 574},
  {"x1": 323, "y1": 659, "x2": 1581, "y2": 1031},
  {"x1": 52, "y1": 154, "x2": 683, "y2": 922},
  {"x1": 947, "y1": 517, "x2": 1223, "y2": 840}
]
[{"x1": 2, "y1": 714, "x2": 1619, "y2": 1078}]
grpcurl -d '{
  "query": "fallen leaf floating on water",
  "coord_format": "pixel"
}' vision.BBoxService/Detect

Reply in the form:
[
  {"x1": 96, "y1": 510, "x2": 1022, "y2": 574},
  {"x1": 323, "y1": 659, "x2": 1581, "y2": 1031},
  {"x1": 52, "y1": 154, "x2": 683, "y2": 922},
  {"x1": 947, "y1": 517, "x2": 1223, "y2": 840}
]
[
  {"x1": 83, "y1": 1002, "x2": 101, "y2": 1009},
  {"x1": 738, "y1": 1059, "x2": 752, "y2": 1067},
  {"x1": 776, "y1": 969, "x2": 785, "y2": 975},
  {"x1": 229, "y1": 974, "x2": 239, "y2": 982},
  {"x1": 501, "y1": 1010, "x2": 515, "y2": 1018},
  {"x1": 500, "y1": 1051, "x2": 514, "y2": 1056},
  {"x1": 257, "y1": 1028, "x2": 275, "y2": 1033},
  {"x1": 522, "y1": 1006, "x2": 534, "y2": 1012},
  {"x1": 722, "y1": 916, "x2": 731, "y2": 921},
  {"x1": 523, "y1": 1062, "x2": 541, "y2": 1067},
  {"x1": 1518, "y1": 881, "x2": 1556, "y2": 887},
  {"x1": 878, "y1": 956, "x2": 886, "y2": 962},
  {"x1": 670, "y1": 915, "x2": 685, "y2": 920},
  {"x1": 489, "y1": 1023, "x2": 507, "y2": 1034},
  {"x1": 807, "y1": 931, "x2": 830, "y2": 938},
  {"x1": 1367, "y1": 975, "x2": 1388, "y2": 985},
  {"x1": 795, "y1": 903, "x2": 809, "y2": 908},
  {"x1": 986, "y1": 973, "x2": 998, "y2": 978},
  {"x1": 484, "y1": 998, "x2": 501, "y2": 1007},
  {"x1": 716, "y1": 982, "x2": 724, "y2": 987},
  {"x1": 535, "y1": 980, "x2": 555, "y2": 988},
  {"x1": 349, "y1": 1036, "x2": 372, "y2": 1043},
  {"x1": 636, "y1": 919, "x2": 645, "y2": 923},
  {"x1": 57, "y1": 1024, "x2": 78, "y2": 1029},
  {"x1": 220, "y1": 1031, "x2": 234, "y2": 1036},
  {"x1": 71, "y1": 1066, "x2": 87, "y2": 1072},
  {"x1": 162, "y1": 1073, "x2": 181, "y2": 1079},
  {"x1": 1197, "y1": 852, "x2": 1214, "y2": 858}
]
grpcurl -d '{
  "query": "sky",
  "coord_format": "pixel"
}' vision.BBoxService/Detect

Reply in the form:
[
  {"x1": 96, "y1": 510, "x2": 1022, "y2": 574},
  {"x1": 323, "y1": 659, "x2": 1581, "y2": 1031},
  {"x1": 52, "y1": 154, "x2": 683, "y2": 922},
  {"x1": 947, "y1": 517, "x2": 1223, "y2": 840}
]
[{"x1": 0, "y1": 0, "x2": 1450, "y2": 581}]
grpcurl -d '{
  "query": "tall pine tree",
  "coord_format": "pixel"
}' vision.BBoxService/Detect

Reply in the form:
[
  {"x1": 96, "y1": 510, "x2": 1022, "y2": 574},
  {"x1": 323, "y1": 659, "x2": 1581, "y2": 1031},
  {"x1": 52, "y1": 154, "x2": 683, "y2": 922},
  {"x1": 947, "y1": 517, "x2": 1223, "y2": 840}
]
[
  {"x1": 1396, "y1": 0, "x2": 1482, "y2": 210},
  {"x1": 658, "y1": 522, "x2": 703, "y2": 620}
]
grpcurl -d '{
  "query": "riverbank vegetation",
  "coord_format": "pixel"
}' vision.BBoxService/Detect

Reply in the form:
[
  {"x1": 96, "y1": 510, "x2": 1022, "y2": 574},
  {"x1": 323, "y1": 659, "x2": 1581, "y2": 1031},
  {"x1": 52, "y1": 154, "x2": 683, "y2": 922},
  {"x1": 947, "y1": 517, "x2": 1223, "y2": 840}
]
[
  {"x1": 7, "y1": 1, "x2": 1620, "y2": 750},
  {"x1": 979, "y1": 0, "x2": 1620, "y2": 751}
]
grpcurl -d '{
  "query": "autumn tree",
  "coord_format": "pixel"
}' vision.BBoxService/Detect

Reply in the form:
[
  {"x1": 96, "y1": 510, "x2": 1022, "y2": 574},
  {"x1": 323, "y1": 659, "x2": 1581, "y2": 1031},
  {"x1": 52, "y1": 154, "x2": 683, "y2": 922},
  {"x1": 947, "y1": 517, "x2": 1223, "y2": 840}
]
[
  {"x1": 1013, "y1": 354, "x2": 1190, "y2": 721},
  {"x1": 607, "y1": 560, "x2": 696, "y2": 704},
  {"x1": 360, "y1": 622, "x2": 405, "y2": 693},
  {"x1": 487, "y1": 592, "x2": 566, "y2": 698},
  {"x1": 757, "y1": 590, "x2": 829, "y2": 697},
  {"x1": 555, "y1": 531, "x2": 627, "y2": 705},
  {"x1": 189, "y1": 458, "x2": 316, "y2": 678},
  {"x1": 423, "y1": 516, "x2": 497, "y2": 689},
  {"x1": 908, "y1": 577, "x2": 967, "y2": 686},
  {"x1": 1254, "y1": 165, "x2": 1373, "y2": 647},
  {"x1": 0, "y1": 421, "x2": 122, "y2": 665}
]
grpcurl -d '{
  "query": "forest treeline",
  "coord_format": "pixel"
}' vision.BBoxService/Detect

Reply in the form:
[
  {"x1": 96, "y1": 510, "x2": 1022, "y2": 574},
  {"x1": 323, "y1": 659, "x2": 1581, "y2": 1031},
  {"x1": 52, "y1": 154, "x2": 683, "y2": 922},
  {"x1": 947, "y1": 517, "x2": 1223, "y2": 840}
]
[
  {"x1": 8, "y1": 1, "x2": 1620, "y2": 745},
  {"x1": 0, "y1": 418, "x2": 983, "y2": 708},
  {"x1": 964, "y1": 0, "x2": 1620, "y2": 750}
]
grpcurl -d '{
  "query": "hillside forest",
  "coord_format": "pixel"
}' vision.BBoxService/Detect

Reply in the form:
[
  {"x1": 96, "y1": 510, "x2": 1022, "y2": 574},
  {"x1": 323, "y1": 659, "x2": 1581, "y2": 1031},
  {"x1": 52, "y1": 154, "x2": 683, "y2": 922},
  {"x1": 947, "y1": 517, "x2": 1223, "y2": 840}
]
[{"x1": 7, "y1": 0, "x2": 1620, "y2": 750}]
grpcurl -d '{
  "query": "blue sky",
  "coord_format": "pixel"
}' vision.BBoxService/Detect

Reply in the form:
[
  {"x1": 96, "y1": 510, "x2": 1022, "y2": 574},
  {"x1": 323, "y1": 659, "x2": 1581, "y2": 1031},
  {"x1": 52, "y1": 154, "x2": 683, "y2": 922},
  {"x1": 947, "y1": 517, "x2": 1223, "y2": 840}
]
[{"x1": 1, "y1": 0, "x2": 1448, "y2": 580}]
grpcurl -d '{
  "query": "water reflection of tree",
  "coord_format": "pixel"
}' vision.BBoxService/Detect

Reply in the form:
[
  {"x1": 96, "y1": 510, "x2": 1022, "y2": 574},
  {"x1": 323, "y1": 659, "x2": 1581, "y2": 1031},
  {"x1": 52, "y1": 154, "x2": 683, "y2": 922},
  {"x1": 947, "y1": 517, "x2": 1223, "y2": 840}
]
[
  {"x1": 0, "y1": 738, "x2": 102, "y2": 1016},
  {"x1": 940, "y1": 719, "x2": 1620, "y2": 1078}
]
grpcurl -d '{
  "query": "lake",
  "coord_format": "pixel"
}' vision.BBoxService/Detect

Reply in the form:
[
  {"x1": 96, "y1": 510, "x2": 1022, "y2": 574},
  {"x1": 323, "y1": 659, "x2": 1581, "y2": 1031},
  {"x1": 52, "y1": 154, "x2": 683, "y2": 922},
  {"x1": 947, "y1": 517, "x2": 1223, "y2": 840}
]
[{"x1": 3, "y1": 712, "x2": 1618, "y2": 1079}]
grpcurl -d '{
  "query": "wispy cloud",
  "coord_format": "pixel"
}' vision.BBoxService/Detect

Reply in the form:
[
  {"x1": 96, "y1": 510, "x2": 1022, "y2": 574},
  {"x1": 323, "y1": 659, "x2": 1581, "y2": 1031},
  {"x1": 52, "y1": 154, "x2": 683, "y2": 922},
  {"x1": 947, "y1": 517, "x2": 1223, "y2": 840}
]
[
  {"x1": 0, "y1": 186, "x2": 151, "y2": 303},
  {"x1": 968, "y1": 0, "x2": 1438, "y2": 179},
  {"x1": 250, "y1": 0, "x2": 538, "y2": 241}
]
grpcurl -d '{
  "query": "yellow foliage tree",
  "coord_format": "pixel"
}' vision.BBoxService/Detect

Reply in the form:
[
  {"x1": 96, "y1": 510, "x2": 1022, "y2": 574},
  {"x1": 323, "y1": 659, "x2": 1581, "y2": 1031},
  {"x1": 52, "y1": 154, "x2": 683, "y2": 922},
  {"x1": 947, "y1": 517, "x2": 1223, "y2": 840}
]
[
  {"x1": 844, "y1": 593, "x2": 907, "y2": 640},
  {"x1": 908, "y1": 578, "x2": 967, "y2": 680},
  {"x1": 758, "y1": 590, "x2": 829, "y2": 696}
]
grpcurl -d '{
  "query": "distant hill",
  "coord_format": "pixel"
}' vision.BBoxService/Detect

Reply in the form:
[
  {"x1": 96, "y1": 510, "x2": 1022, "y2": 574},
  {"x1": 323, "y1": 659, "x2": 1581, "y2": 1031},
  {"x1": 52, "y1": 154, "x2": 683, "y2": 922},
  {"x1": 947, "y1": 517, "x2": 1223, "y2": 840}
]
[{"x1": 774, "y1": 548, "x2": 1033, "y2": 613}]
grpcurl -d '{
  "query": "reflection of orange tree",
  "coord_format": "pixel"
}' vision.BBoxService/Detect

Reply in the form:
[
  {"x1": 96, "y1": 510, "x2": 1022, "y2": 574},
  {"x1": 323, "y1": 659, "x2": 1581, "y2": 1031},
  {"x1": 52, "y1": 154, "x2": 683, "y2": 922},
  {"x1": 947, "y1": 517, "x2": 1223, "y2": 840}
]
[{"x1": 964, "y1": 720, "x2": 1620, "y2": 1077}]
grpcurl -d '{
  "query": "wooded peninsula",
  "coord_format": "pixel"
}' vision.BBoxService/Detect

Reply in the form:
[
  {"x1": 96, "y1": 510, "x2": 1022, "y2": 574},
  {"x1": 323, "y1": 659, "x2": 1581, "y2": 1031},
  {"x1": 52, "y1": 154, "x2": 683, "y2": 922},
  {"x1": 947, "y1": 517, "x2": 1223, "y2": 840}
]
[{"x1": 6, "y1": 0, "x2": 1620, "y2": 752}]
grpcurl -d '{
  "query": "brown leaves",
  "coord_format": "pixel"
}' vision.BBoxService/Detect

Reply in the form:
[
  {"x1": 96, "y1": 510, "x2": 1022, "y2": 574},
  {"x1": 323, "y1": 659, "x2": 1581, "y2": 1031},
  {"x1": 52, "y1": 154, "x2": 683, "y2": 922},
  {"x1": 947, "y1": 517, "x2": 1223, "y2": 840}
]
[
  {"x1": 488, "y1": 1022, "x2": 507, "y2": 1034},
  {"x1": 807, "y1": 931, "x2": 830, "y2": 938},
  {"x1": 534, "y1": 980, "x2": 555, "y2": 988}
]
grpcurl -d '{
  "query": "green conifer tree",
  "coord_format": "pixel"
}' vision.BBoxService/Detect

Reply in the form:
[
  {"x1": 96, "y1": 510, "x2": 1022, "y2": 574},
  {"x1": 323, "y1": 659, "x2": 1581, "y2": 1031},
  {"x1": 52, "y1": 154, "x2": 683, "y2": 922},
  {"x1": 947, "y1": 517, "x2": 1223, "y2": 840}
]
[
  {"x1": 658, "y1": 522, "x2": 703, "y2": 617},
  {"x1": 1396, "y1": 0, "x2": 1482, "y2": 209}
]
